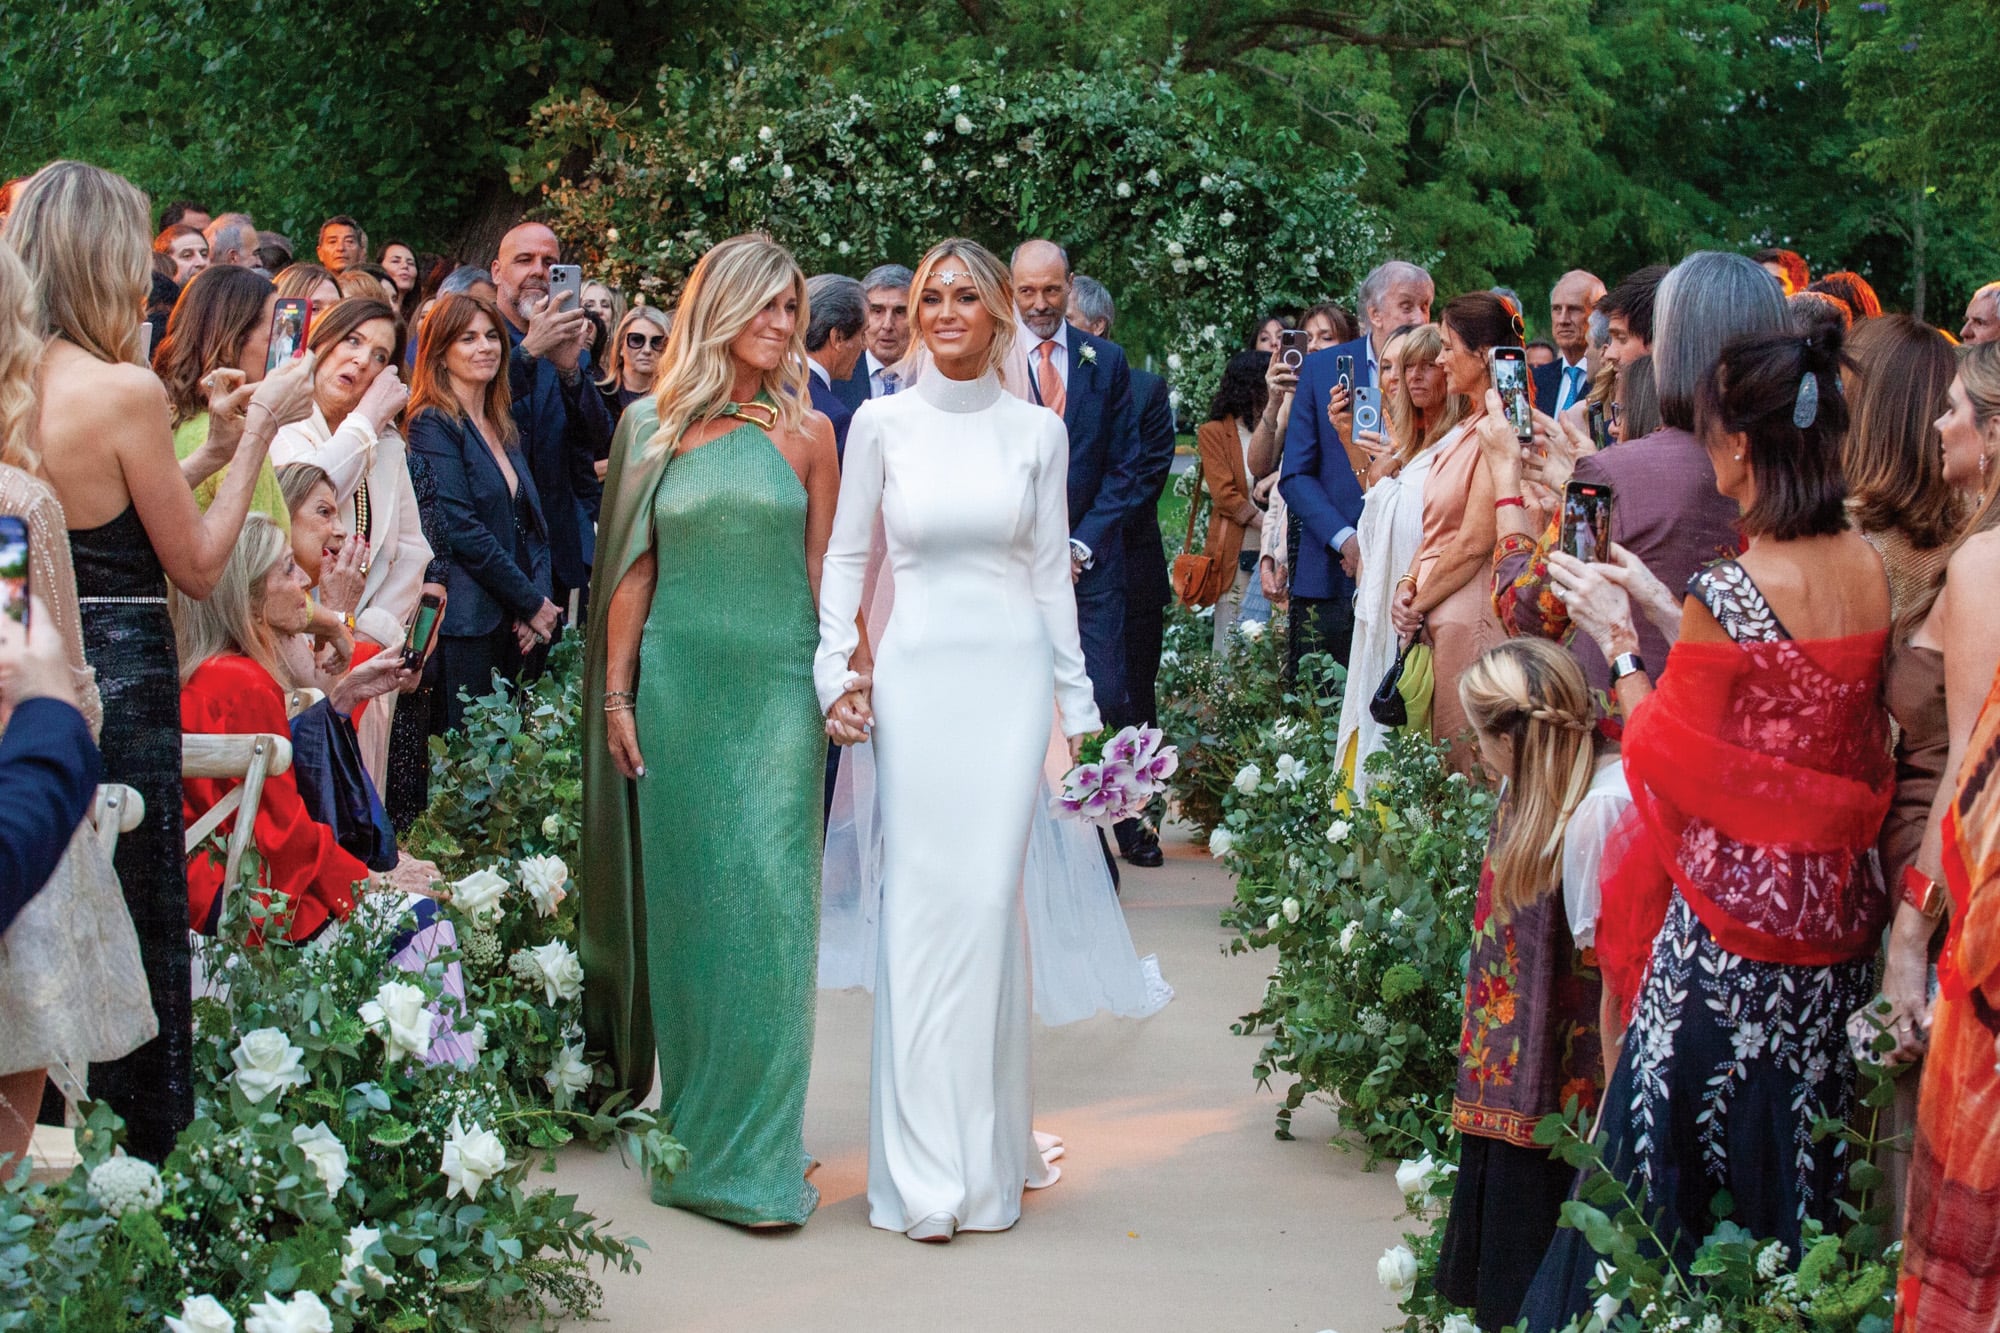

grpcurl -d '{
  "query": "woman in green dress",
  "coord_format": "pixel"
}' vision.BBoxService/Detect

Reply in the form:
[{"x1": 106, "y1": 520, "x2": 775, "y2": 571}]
[{"x1": 580, "y1": 233, "x2": 842, "y2": 1227}]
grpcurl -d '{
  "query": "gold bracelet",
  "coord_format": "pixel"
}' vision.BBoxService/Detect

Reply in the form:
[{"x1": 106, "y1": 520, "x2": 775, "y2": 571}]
[
  {"x1": 1395, "y1": 575, "x2": 1418, "y2": 592},
  {"x1": 603, "y1": 700, "x2": 635, "y2": 713}
]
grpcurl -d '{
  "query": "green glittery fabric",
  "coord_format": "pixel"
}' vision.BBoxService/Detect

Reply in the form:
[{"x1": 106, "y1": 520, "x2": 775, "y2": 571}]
[{"x1": 582, "y1": 403, "x2": 823, "y2": 1224}]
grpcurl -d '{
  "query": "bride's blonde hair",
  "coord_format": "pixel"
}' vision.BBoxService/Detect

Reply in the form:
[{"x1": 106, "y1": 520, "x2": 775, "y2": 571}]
[
  {"x1": 907, "y1": 238, "x2": 1015, "y2": 383},
  {"x1": 648, "y1": 233, "x2": 810, "y2": 457}
]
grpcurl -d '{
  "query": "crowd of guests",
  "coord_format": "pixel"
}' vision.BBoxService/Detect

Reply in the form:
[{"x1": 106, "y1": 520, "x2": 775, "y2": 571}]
[{"x1": 1200, "y1": 248, "x2": 2000, "y2": 1329}]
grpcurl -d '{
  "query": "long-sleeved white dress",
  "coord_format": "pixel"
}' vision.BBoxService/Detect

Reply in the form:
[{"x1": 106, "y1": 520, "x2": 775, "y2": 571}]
[{"x1": 815, "y1": 366, "x2": 1100, "y2": 1234}]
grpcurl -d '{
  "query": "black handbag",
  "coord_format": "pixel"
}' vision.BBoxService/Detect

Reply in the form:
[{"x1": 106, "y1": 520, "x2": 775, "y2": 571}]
[
  {"x1": 1369, "y1": 639, "x2": 1414, "y2": 727},
  {"x1": 289, "y1": 698, "x2": 400, "y2": 871}
]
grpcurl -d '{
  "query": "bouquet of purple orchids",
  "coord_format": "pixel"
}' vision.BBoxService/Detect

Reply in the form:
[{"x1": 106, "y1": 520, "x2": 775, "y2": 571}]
[{"x1": 1053, "y1": 724, "x2": 1179, "y2": 825}]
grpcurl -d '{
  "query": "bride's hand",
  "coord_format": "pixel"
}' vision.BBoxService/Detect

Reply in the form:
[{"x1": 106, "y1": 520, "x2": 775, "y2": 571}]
[
  {"x1": 826, "y1": 673, "x2": 873, "y2": 745},
  {"x1": 606, "y1": 706, "x2": 645, "y2": 779},
  {"x1": 1068, "y1": 730, "x2": 1100, "y2": 765}
]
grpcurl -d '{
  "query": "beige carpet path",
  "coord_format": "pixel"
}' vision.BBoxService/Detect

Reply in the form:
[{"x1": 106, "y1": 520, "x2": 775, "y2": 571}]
[{"x1": 548, "y1": 826, "x2": 1411, "y2": 1332}]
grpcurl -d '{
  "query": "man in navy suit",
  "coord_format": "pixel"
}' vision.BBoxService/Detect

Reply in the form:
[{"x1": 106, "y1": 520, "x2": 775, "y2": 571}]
[
  {"x1": 1279, "y1": 260, "x2": 1433, "y2": 676},
  {"x1": 804, "y1": 273, "x2": 864, "y2": 462},
  {"x1": 1530, "y1": 269, "x2": 1605, "y2": 416},
  {"x1": 831, "y1": 263, "x2": 915, "y2": 410},
  {"x1": 1070, "y1": 274, "x2": 1175, "y2": 867},
  {"x1": 1010, "y1": 240, "x2": 1148, "y2": 726}
]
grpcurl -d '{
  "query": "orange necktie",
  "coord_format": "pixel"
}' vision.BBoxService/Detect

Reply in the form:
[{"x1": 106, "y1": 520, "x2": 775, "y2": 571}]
[{"x1": 1037, "y1": 339, "x2": 1067, "y2": 418}]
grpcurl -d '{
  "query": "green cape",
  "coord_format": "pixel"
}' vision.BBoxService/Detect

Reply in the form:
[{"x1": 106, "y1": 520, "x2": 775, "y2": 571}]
[{"x1": 579, "y1": 400, "x2": 670, "y2": 1101}]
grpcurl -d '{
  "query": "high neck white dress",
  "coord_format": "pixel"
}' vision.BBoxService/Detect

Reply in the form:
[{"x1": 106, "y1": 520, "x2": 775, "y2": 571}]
[{"x1": 816, "y1": 367, "x2": 1100, "y2": 1235}]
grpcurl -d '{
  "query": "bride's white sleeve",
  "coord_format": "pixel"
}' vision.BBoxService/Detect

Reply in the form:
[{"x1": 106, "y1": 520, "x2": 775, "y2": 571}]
[
  {"x1": 814, "y1": 404, "x2": 882, "y2": 713},
  {"x1": 1033, "y1": 414, "x2": 1101, "y2": 737}
]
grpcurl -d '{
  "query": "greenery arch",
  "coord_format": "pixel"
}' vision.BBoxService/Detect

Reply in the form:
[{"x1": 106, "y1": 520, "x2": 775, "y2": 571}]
[{"x1": 525, "y1": 39, "x2": 1387, "y2": 416}]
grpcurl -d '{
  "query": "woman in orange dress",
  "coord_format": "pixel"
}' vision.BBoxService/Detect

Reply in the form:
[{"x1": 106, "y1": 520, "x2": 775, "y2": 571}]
[
  {"x1": 1899, "y1": 662, "x2": 2000, "y2": 1331},
  {"x1": 1389, "y1": 292, "x2": 1514, "y2": 766}
]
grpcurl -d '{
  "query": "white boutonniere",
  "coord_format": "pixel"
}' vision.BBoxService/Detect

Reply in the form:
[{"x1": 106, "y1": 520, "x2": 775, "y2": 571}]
[{"x1": 1078, "y1": 343, "x2": 1097, "y2": 365}]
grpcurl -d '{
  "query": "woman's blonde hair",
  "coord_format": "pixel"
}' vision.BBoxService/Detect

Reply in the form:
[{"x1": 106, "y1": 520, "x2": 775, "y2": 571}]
[
  {"x1": 906, "y1": 237, "x2": 1016, "y2": 383},
  {"x1": 171, "y1": 513, "x2": 295, "y2": 690},
  {"x1": 1458, "y1": 638, "x2": 1598, "y2": 920},
  {"x1": 648, "y1": 233, "x2": 809, "y2": 457},
  {"x1": 275, "y1": 461, "x2": 334, "y2": 517},
  {"x1": 273, "y1": 263, "x2": 339, "y2": 303},
  {"x1": 4, "y1": 161, "x2": 151, "y2": 364},
  {"x1": 1387, "y1": 323, "x2": 1456, "y2": 467},
  {"x1": 597, "y1": 304, "x2": 671, "y2": 393},
  {"x1": 0, "y1": 246, "x2": 43, "y2": 473},
  {"x1": 1904, "y1": 340, "x2": 2000, "y2": 633}
]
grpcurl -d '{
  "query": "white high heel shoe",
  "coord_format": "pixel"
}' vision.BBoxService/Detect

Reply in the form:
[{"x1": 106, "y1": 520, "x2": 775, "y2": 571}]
[{"x1": 906, "y1": 1213, "x2": 957, "y2": 1244}]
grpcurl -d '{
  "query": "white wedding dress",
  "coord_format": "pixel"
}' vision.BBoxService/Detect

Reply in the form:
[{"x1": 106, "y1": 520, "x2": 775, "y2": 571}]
[
  {"x1": 1336, "y1": 442, "x2": 1438, "y2": 796},
  {"x1": 816, "y1": 367, "x2": 1100, "y2": 1235}
]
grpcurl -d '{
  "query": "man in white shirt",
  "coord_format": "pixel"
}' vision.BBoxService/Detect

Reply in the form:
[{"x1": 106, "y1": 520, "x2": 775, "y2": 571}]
[
  {"x1": 1535, "y1": 269, "x2": 1607, "y2": 414},
  {"x1": 831, "y1": 263, "x2": 915, "y2": 410}
]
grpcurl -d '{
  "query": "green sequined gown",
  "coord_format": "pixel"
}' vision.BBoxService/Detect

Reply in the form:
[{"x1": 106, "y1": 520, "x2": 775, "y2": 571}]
[{"x1": 618, "y1": 413, "x2": 824, "y2": 1225}]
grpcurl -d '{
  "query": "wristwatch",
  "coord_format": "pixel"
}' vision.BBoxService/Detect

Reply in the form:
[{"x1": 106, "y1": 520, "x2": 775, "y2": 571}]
[
  {"x1": 1901, "y1": 865, "x2": 1948, "y2": 920},
  {"x1": 1609, "y1": 651, "x2": 1646, "y2": 685}
]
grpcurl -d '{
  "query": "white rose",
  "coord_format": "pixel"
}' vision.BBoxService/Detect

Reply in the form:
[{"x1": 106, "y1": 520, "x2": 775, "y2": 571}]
[
  {"x1": 231, "y1": 1028, "x2": 308, "y2": 1105},
  {"x1": 243, "y1": 1291, "x2": 333, "y2": 1333},
  {"x1": 1592, "y1": 1293, "x2": 1620, "y2": 1325},
  {"x1": 518, "y1": 855, "x2": 570, "y2": 918},
  {"x1": 1232, "y1": 763, "x2": 1262, "y2": 795},
  {"x1": 541, "y1": 813, "x2": 562, "y2": 839},
  {"x1": 545, "y1": 1044, "x2": 594, "y2": 1100},
  {"x1": 603, "y1": 227, "x2": 619, "y2": 245},
  {"x1": 1339, "y1": 920, "x2": 1362, "y2": 953},
  {"x1": 1265, "y1": 912, "x2": 1281, "y2": 932},
  {"x1": 359, "y1": 979, "x2": 432, "y2": 1063},
  {"x1": 1144, "y1": 168, "x2": 1162, "y2": 186},
  {"x1": 954, "y1": 113, "x2": 974, "y2": 134},
  {"x1": 1207, "y1": 827, "x2": 1234, "y2": 858},
  {"x1": 920, "y1": 156, "x2": 935, "y2": 173},
  {"x1": 1202, "y1": 323, "x2": 1219, "y2": 340},
  {"x1": 1442, "y1": 1317, "x2": 1477, "y2": 1333},
  {"x1": 1274, "y1": 754, "x2": 1304, "y2": 786},
  {"x1": 1199, "y1": 173, "x2": 1215, "y2": 190},
  {"x1": 1115, "y1": 181, "x2": 1132, "y2": 198},
  {"x1": 923, "y1": 128, "x2": 941, "y2": 144},
  {"x1": 524, "y1": 941, "x2": 585, "y2": 1006},
  {"x1": 1238, "y1": 618, "x2": 1264, "y2": 640},
  {"x1": 1165, "y1": 240, "x2": 1185, "y2": 258},
  {"x1": 1193, "y1": 255, "x2": 1210, "y2": 272},
  {"x1": 1326, "y1": 818, "x2": 1352, "y2": 844},
  {"x1": 780, "y1": 164, "x2": 794, "y2": 180},
  {"x1": 1218, "y1": 209, "x2": 1236, "y2": 227},
  {"x1": 1394, "y1": 1154, "x2": 1438, "y2": 1203},
  {"x1": 441, "y1": 1114, "x2": 508, "y2": 1202},
  {"x1": 1376, "y1": 1244, "x2": 1418, "y2": 1296},
  {"x1": 758, "y1": 125, "x2": 774, "y2": 141},
  {"x1": 449, "y1": 866, "x2": 509, "y2": 923},
  {"x1": 290, "y1": 1122, "x2": 349, "y2": 1198},
  {"x1": 1281, "y1": 897, "x2": 1301, "y2": 924},
  {"x1": 464, "y1": 1022, "x2": 488, "y2": 1055},
  {"x1": 727, "y1": 155, "x2": 747, "y2": 173},
  {"x1": 837, "y1": 241, "x2": 852, "y2": 255},
  {"x1": 946, "y1": 83, "x2": 962, "y2": 98},
  {"x1": 167, "y1": 1294, "x2": 237, "y2": 1333},
  {"x1": 1166, "y1": 353, "x2": 1183, "y2": 372}
]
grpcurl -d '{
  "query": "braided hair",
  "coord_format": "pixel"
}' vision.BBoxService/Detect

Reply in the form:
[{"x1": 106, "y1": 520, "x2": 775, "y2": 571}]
[{"x1": 1458, "y1": 639, "x2": 1600, "y2": 919}]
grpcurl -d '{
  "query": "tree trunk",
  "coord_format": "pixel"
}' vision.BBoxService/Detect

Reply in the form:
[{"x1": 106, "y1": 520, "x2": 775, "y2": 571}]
[
  {"x1": 450, "y1": 172, "x2": 530, "y2": 267},
  {"x1": 1911, "y1": 185, "x2": 1927, "y2": 323}
]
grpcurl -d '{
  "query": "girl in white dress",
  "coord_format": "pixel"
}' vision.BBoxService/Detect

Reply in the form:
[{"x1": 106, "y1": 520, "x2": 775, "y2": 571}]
[{"x1": 816, "y1": 238, "x2": 1100, "y2": 1243}]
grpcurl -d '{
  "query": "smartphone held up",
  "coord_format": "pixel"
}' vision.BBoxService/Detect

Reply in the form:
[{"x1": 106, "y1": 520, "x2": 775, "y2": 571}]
[
  {"x1": 1491, "y1": 346, "x2": 1532, "y2": 444},
  {"x1": 0, "y1": 515, "x2": 28, "y2": 631},
  {"x1": 1560, "y1": 480, "x2": 1615, "y2": 564},
  {"x1": 267, "y1": 298, "x2": 314, "y2": 372}
]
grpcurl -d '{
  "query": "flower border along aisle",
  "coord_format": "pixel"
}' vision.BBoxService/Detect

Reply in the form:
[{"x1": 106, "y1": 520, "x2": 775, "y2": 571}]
[{"x1": 1, "y1": 645, "x2": 677, "y2": 1331}]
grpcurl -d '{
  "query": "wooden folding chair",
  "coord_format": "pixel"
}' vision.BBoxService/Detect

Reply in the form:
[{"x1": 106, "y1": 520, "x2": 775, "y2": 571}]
[
  {"x1": 182, "y1": 733, "x2": 293, "y2": 919},
  {"x1": 90, "y1": 783, "x2": 144, "y2": 863}
]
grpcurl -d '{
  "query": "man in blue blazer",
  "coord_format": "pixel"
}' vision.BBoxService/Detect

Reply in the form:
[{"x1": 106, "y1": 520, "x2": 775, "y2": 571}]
[
  {"x1": 1070, "y1": 274, "x2": 1175, "y2": 867},
  {"x1": 805, "y1": 273, "x2": 865, "y2": 463},
  {"x1": 1530, "y1": 270, "x2": 1605, "y2": 416},
  {"x1": 1279, "y1": 260, "x2": 1433, "y2": 676},
  {"x1": 1011, "y1": 240, "x2": 1148, "y2": 724},
  {"x1": 831, "y1": 263, "x2": 915, "y2": 410}
]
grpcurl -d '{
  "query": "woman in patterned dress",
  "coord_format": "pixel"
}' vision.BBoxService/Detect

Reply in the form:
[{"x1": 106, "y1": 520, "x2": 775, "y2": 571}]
[{"x1": 1516, "y1": 323, "x2": 1895, "y2": 1328}]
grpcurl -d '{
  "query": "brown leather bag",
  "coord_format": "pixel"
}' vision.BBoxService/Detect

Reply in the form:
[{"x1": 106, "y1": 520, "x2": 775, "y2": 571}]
[{"x1": 1171, "y1": 462, "x2": 1230, "y2": 609}]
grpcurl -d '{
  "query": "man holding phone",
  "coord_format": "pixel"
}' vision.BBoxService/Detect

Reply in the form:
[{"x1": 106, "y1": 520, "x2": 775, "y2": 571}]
[
  {"x1": 1279, "y1": 259, "x2": 1433, "y2": 675},
  {"x1": 491, "y1": 222, "x2": 613, "y2": 628}
]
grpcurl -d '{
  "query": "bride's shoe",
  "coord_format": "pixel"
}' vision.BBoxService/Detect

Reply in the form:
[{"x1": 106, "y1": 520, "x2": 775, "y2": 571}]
[{"x1": 906, "y1": 1213, "x2": 957, "y2": 1244}]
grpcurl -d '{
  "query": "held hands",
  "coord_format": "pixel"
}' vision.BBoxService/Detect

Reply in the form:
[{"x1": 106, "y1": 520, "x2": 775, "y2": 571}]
[
  {"x1": 514, "y1": 598, "x2": 562, "y2": 652},
  {"x1": 1258, "y1": 555, "x2": 1288, "y2": 606},
  {"x1": 825, "y1": 673, "x2": 874, "y2": 746},
  {"x1": 520, "y1": 293, "x2": 588, "y2": 372},
  {"x1": 1546, "y1": 551, "x2": 1636, "y2": 656}
]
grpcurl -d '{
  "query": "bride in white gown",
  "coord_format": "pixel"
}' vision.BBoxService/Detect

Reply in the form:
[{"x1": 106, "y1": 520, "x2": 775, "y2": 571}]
[{"x1": 816, "y1": 238, "x2": 1099, "y2": 1243}]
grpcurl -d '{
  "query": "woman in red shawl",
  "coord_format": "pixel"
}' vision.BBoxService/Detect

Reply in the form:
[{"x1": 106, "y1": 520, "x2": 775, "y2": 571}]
[{"x1": 1516, "y1": 324, "x2": 1894, "y2": 1328}]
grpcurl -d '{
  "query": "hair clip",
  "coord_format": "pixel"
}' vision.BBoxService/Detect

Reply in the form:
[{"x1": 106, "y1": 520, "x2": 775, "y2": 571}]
[
  {"x1": 1793, "y1": 370, "x2": 1820, "y2": 429},
  {"x1": 936, "y1": 268, "x2": 965, "y2": 287}
]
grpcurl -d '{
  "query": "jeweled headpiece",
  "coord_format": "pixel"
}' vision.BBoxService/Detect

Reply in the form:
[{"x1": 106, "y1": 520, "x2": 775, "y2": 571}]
[{"x1": 936, "y1": 268, "x2": 966, "y2": 287}]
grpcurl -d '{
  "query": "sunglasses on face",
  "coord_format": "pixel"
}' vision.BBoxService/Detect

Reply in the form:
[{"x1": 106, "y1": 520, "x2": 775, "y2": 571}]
[{"x1": 625, "y1": 331, "x2": 666, "y2": 351}]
